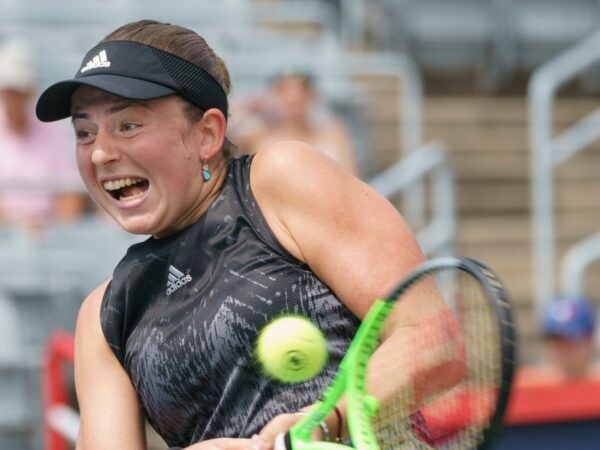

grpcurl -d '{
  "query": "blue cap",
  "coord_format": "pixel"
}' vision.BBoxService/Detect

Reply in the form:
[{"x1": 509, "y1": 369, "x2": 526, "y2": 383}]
[{"x1": 541, "y1": 296, "x2": 596, "y2": 340}]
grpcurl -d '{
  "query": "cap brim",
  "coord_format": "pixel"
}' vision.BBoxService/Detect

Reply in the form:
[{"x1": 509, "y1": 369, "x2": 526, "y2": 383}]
[{"x1": 36, "y1": 74, "x2": 177, "y2": 122}]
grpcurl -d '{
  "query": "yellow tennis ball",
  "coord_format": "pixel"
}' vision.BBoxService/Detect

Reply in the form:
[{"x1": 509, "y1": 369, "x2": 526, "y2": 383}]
[{"x1": 256, "y1": 315, "x2": 328, "y2": 383}]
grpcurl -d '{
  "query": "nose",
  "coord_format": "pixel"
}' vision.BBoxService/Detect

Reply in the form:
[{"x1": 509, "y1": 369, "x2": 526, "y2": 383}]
[{"x1": 91, "y1": 130, "x2": 121, "y2": 166}]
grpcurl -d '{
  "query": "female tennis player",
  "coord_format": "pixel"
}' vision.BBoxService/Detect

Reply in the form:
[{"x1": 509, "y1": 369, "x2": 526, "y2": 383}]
[{"x1": 36, "y1": 20, "x2": 463, "y2": 450}]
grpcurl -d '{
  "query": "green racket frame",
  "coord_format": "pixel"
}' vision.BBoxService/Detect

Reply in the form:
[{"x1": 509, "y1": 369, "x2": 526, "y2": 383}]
[
  {"x1": 282, "y1": 257, "x2": 516, "y2": 450},
  {"x1": 287, "y1": 299, "x2": 392, "y2": 450}
]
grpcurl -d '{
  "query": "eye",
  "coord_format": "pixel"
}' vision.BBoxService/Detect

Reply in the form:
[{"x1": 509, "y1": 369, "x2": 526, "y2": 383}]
[
  {"x1": 75, "y1": 128, "x2": 95, "y2": 144},
  {"x1": 120, "y1": 122, "x2": 140, "y2": 133}
]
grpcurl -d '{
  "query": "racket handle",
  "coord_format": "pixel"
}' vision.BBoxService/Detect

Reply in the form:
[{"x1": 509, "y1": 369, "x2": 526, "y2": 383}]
[{"x1": 273, "y1": 432, "x2": 290, "y2": 450}]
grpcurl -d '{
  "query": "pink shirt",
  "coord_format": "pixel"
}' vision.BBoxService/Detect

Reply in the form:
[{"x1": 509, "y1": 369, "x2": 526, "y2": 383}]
[{"x1": 0, "y1": 102, "x2": 83, "y2": 223}]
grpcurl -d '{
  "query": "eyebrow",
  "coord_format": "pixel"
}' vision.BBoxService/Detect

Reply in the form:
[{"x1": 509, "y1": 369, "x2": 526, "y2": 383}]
[{"x1": 71, "y1": 100, "x2": 152, "y2": 121}]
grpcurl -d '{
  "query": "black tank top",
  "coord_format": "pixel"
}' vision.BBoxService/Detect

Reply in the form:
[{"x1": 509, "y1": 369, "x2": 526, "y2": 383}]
[{"x1": 100, "y1": 155, "x2": 360, "y2": 448}]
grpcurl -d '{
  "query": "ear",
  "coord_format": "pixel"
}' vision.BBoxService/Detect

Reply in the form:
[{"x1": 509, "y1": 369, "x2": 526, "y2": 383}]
[{"x1": 195, "y1": 108, "x2": 227, "y2": 159}]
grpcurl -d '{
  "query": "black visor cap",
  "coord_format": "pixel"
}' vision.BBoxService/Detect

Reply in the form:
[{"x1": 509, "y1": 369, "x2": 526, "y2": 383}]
[{"x1": 36, "y1": 40, "x2": 228, "y2": 122}]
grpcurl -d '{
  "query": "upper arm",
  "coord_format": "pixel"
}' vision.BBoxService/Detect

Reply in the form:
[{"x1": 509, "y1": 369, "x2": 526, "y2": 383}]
[
  {"x1": 250, "y1": 141, "x2": 426, "y2": 319},
  {"x1": 74, "y1": 281, "x2": 146, "y2": 450}
]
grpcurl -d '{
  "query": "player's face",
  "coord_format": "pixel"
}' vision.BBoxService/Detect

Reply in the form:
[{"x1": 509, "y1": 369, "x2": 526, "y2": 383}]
[{"x1": 71, "y1": 86, "x2": 208, "y2": 237}]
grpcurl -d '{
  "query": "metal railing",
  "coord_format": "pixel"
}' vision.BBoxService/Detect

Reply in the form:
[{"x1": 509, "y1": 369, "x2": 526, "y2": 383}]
[
  {"x1": 529, "y1": 28, "x2": 600, "y2": 315},
  {"x1": 561, "y1": 232, "x2": 600, "y2": 299},
  {"x1": 369, "y1": 142, "x2": 455, "y2": 257},
  {"x1": 338, "y1": 52, "x2": 427, "y2": 228},
  {"x1": 369, "y1": 143, "x2": 456, "y2": 255}
]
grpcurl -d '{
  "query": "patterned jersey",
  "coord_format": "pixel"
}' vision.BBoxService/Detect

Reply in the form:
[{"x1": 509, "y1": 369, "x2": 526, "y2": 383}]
[{"x1": 100, "y1": 155, "x2": 360, "y2": 448}]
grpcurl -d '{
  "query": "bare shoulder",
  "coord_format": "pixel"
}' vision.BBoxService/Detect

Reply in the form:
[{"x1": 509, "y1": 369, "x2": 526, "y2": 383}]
[
  {"x1": 251, "y1": 139, "x2": 396, "y2": 215},
  {"x1": 75, "y1": 280, "x2": 111, "y2": 348},
  {"x1": 249, "y1": 141, "x2": 363, "y2": 260},
  {"x1": 77, "y1": 280, "x2": 110, "y2": 327},
  {"x1": 250, "y1": 140, "x2": 361, "y2": 202},
  {"x1": 251, "y1": 140, "x2": 327, "y2": 178}
]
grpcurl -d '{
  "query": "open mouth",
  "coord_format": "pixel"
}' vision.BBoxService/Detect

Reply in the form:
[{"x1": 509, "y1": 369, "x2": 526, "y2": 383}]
[{"x1": 103, "y1": 177, "x2": 149, "y2": 202}]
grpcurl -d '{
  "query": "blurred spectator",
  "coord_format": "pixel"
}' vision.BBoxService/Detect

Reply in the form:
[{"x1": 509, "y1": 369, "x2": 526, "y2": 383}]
[
  {"x1": 230, "y1": 68, "x2": 359, "y2": 175},
  {"x1": 0, "y1": 39, "x2": 88, "y2": 233},
  {"x1": 541, "y1": 295, "x2": 598, "y2": 379}
]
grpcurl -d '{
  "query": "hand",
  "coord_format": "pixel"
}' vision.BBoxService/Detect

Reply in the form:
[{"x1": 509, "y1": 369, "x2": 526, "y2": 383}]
[
  {"x1": 257, "y1": 411, "x2": 320, "y2": 446},
  {"x1": 185, "y1": 437, "x2": 257, "y2": 450}
]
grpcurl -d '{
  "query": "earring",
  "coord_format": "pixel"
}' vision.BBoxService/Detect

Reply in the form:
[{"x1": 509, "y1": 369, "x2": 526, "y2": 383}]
[{"x1": 202, "y1": 156, "x2": 212, "y2": 181}]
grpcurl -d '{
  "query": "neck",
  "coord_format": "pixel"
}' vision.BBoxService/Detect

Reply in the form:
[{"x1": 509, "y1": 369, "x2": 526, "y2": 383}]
[
  {"x1": 198, "y1": 157, "x2": 229, "y2": 211},
  {"x1": 152, "y1": 157, "x2": 230, "y2": 239}
]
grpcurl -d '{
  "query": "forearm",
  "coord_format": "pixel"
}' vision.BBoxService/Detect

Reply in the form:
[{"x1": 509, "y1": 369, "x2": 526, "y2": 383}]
[{"x1": 367, "y1": 306, "x2": 465, "y2": 411}]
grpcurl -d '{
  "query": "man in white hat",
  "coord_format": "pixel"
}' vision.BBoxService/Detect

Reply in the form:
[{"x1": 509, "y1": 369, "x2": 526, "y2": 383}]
[{"x1": 0, "y1": 39, "x2": 87, "y2": 231}]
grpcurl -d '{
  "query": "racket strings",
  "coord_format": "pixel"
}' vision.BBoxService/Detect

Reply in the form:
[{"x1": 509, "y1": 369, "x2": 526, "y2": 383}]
[
  {"x1": 439, "y1": 271, "x2": 501, "y2": 449},
  {"x1": 370, "y1": 269, "x2": 502, "y2": 449},
  {"x1": 444, "y1": 272, "x2": 501, "y2": 449}
]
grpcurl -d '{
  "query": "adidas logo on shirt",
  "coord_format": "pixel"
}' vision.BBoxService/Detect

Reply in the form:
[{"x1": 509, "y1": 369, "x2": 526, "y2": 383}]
[
  {"x1": 80, "y1": 50, "x2": 111, "y2": 73},
  {"x1": 166, "y1": 265, "x2": 193, "y2": 296}
]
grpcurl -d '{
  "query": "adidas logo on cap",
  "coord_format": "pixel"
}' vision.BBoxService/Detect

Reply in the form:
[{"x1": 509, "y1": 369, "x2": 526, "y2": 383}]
[
  {"x1": 80, "y1": 50, "x2": 111, "y2": 73},
  {"x1": 166, "y1": 265, "x2": 192, "y2": 296}
]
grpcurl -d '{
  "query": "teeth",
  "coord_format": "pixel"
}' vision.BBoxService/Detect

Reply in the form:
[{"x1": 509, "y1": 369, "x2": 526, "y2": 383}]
[
  {"x1": 103, "y1": 177, "x2": 144, "y2": 191},
  {"x1": 120, "y1": 191, "x2": 145, "y2": 202}
]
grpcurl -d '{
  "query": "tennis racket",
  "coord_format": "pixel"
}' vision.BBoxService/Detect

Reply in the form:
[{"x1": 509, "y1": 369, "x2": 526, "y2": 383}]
[{"x1": 274, "y1": 256, "x2": 516, "y2": 450}]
